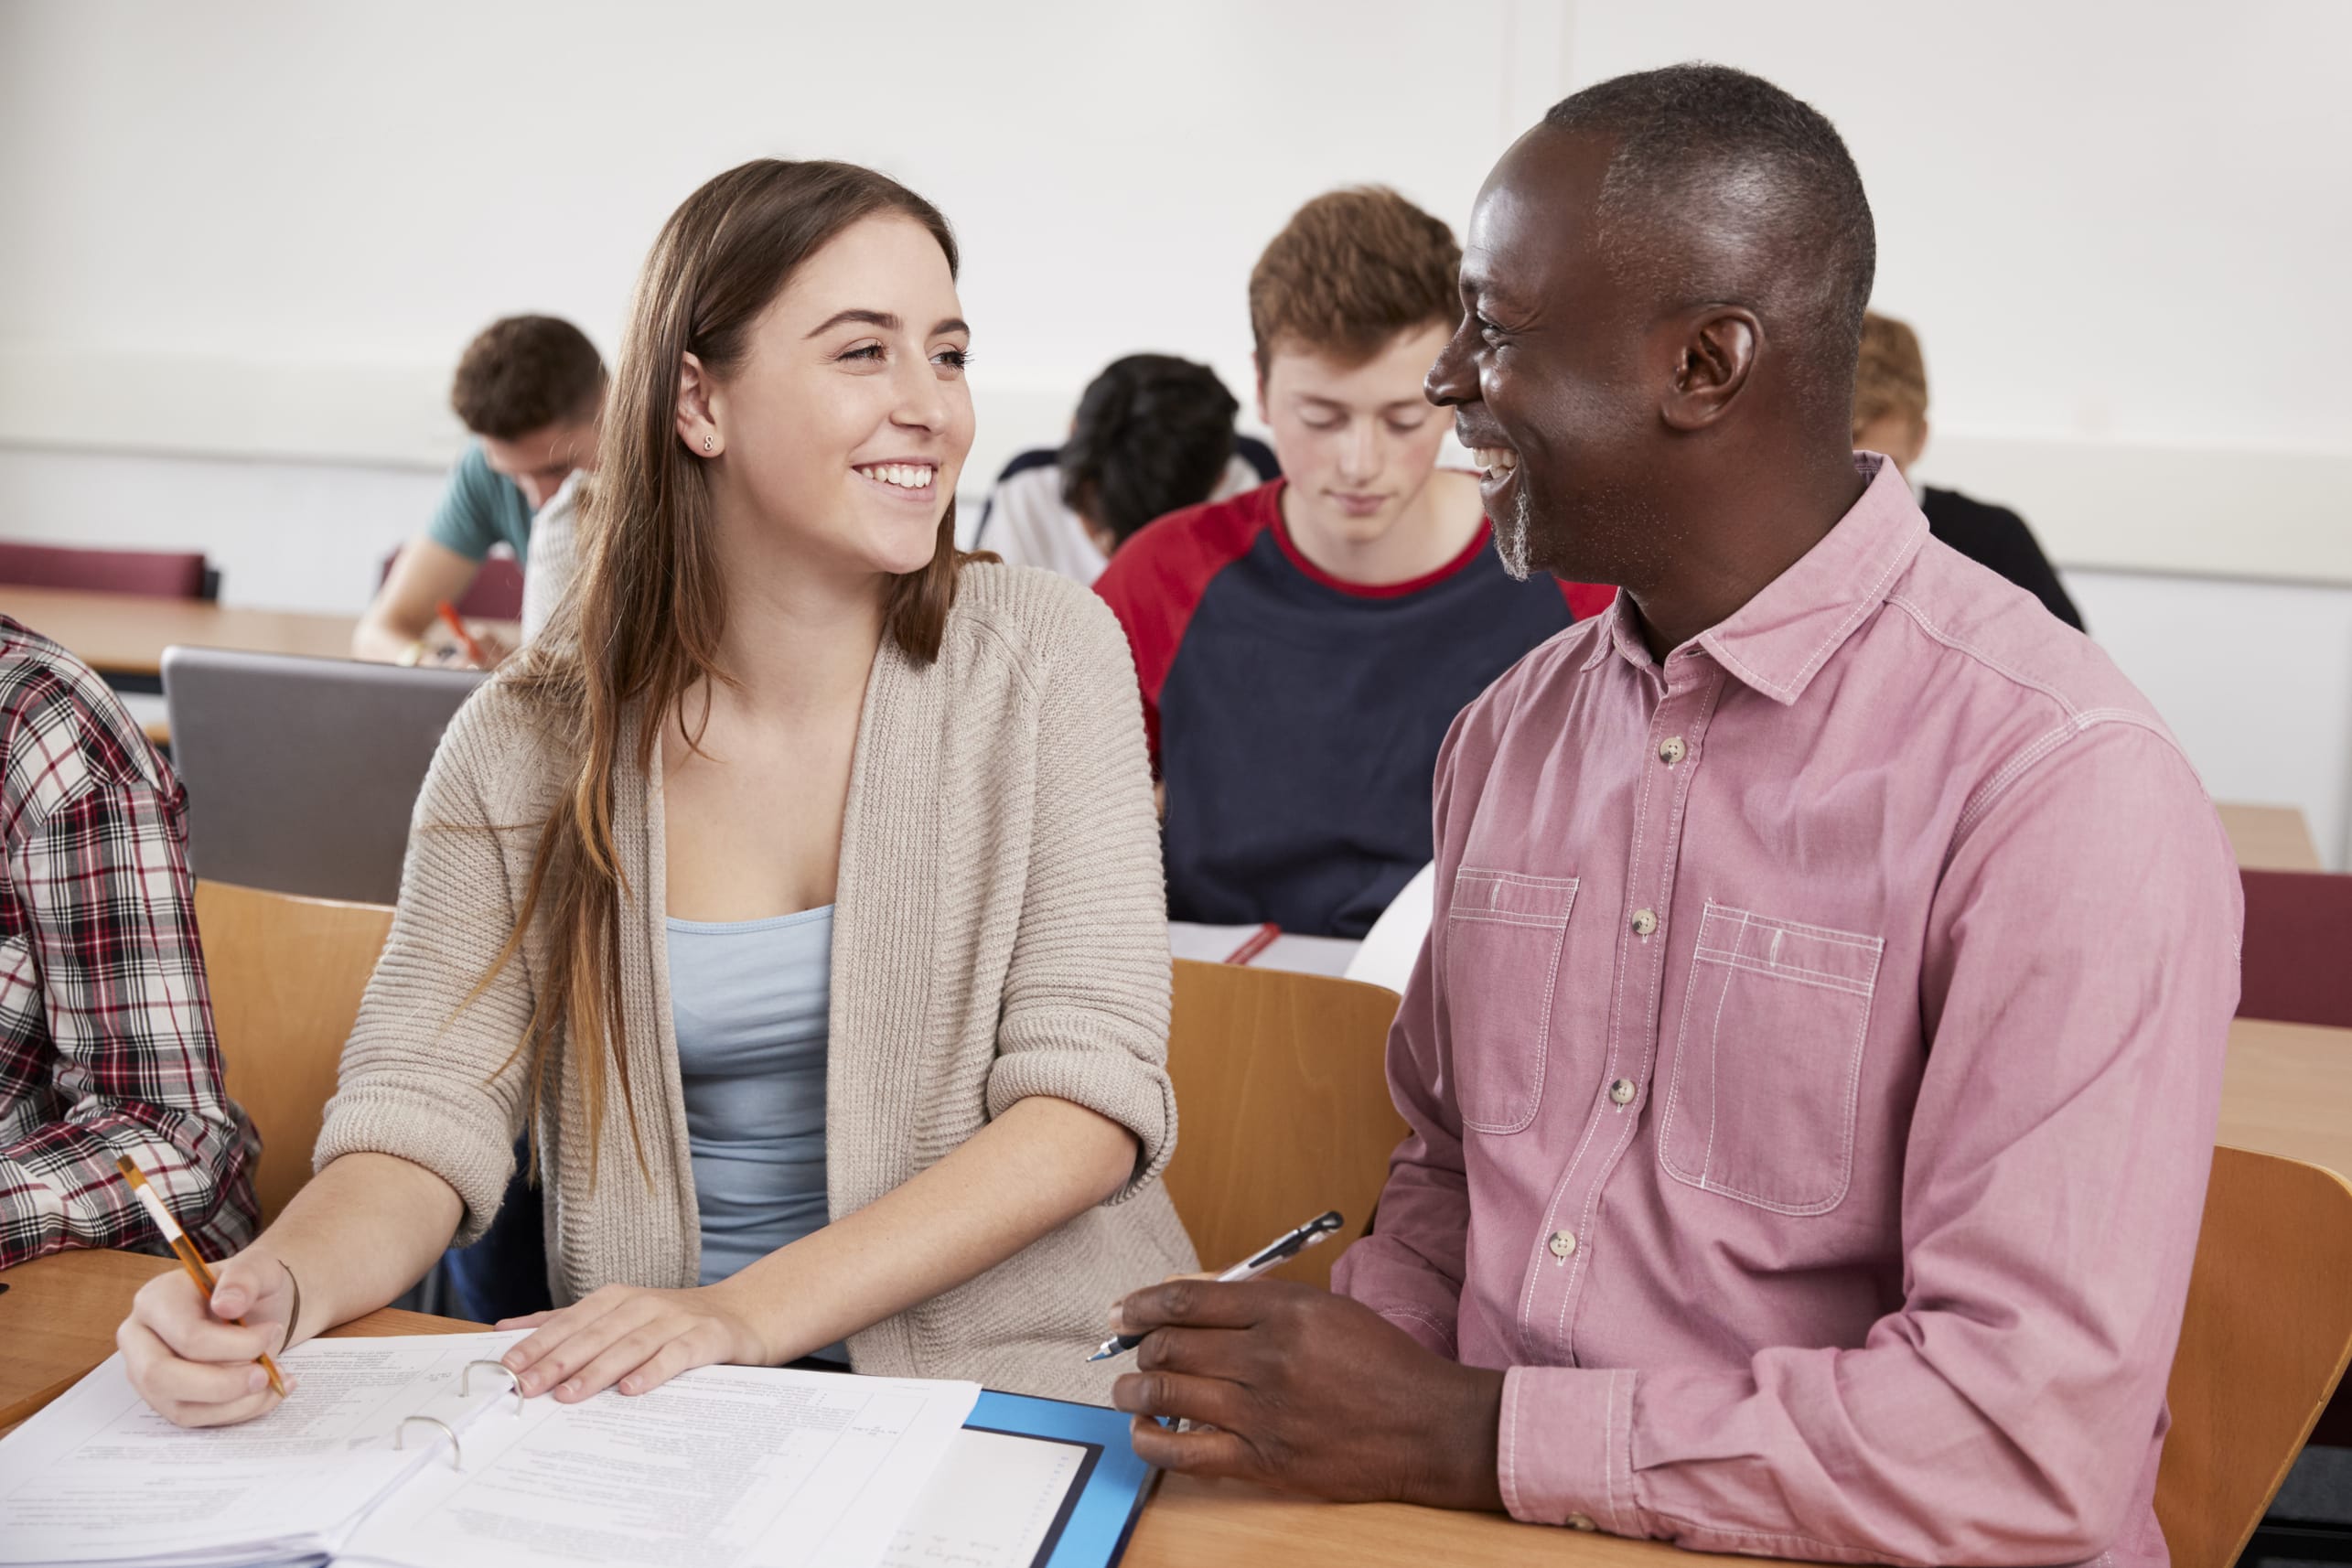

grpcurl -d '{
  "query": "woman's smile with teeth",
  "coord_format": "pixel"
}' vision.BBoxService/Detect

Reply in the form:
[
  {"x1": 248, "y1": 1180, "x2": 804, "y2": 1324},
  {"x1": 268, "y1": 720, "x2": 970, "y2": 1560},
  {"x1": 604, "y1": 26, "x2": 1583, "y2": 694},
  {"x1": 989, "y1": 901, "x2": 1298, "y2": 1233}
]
[
  {"x1": 855, "y1": 462, "x2": 935, "y2": 489},
  {"x1": 1473, "y1": 446, "x2": 1519, "y2": 476}
]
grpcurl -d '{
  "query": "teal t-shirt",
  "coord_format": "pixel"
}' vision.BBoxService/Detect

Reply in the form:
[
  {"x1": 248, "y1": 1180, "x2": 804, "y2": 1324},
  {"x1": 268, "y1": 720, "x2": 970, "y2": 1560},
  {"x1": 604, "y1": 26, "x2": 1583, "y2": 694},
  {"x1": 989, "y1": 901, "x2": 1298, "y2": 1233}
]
[{"x1": 426, "y1": 443, "x2": 535, "y2": 565}]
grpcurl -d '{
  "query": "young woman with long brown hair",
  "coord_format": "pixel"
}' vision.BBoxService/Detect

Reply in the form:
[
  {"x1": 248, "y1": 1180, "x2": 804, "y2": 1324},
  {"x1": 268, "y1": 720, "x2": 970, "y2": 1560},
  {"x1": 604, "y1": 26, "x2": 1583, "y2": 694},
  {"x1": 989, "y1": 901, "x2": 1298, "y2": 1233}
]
[{"x1": 115, "y1": 158, "x2": 1196, "y2": 1420}]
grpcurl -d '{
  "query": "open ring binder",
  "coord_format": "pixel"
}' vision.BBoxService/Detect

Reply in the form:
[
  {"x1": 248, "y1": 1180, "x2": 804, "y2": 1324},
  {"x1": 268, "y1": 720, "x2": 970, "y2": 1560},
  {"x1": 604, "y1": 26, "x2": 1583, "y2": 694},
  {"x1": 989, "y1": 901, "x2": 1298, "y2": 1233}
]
[
  {"x1": 392, "y1": 1413, "x2": 461, "y2": 1470},
  {"x1": 461, "y1": 1359, "x2": 524, "y2": 1412}
]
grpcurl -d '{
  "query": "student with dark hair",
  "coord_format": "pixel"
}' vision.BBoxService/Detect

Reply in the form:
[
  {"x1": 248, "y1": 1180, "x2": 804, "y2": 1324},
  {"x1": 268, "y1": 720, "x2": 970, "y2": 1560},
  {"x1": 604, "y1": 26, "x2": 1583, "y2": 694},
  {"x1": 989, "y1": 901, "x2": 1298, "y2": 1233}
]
[
  {"x1": 0, "y1": 617, "x2": 259, "y2": 1269},
  {"x1": 1094, "y1": 188, "x2": 1612, "y2": 940},
  {"x1": 973, "y1": 353, "x2": 1276, "y2": 584},
  {"x1": 1853, "y1": 311, "x2": 2084, "y2": 628},
  {"x1": 1111, "y1": 67, "x2": 2235, "y2": 1565},
  {"x1": 118, "y1": 158, "x2": 1193, "y2": 1426},
  {"x1": 353, "y1": 315, "x2": 607, "y2": 666}
]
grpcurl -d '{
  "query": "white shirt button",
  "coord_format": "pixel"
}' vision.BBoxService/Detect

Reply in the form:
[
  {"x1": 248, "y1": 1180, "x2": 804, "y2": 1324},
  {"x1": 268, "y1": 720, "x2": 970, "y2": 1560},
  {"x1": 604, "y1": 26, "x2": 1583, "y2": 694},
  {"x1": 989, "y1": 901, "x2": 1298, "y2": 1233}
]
[
  {"x1": 1658, "y1": 736, "x2": 1687, "y2": 765},
  {"x1": 1629, "y1": 908, "x2": 1658, "y2": 937},
  {"x1": 1548, "y1": 1229, "x2": 1578, "y2": 1259},
  {"x1": 1567, "y1": 1512, "x2": 1598, "y2": 1531},
  {"x1": 1609, "y1": 1078, "x2": 1637, "y2": 1105}
]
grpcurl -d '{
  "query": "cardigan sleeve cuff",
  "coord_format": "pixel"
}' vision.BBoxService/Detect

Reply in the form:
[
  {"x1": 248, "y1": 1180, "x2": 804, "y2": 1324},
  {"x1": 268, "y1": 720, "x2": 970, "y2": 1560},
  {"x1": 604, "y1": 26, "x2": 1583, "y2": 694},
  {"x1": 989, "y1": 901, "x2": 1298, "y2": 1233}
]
[
  {"x1": 984, "y1": 1015, "x2": 1176, "y2": 1204},
  {"x1": 315, "y1": 1083, "x2": 519, "y2": 1247},
  {"x1": 1498, "y1": 1365, "x2": 1643, "y2": 1537}
]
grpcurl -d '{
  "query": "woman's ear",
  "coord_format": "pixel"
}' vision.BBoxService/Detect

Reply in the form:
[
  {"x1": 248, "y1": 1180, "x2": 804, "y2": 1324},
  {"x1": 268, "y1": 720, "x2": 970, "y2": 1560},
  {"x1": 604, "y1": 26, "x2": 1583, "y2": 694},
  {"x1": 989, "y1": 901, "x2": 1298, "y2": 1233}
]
[{"x1": 676, "y1": 350, "x2": 723, "y2": 458}]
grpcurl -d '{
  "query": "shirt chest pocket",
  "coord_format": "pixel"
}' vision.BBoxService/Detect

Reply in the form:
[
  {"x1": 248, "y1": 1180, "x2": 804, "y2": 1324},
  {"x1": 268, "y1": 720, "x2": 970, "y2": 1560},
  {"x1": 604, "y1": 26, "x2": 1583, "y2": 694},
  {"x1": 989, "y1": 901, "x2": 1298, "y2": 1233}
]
[
  {"x1": 1441, "y1": 867, "x2": 1578, "y2": 1134},
  {"x1": 1658, "y1": 901, "x2": 1885, "y2": 1215}
]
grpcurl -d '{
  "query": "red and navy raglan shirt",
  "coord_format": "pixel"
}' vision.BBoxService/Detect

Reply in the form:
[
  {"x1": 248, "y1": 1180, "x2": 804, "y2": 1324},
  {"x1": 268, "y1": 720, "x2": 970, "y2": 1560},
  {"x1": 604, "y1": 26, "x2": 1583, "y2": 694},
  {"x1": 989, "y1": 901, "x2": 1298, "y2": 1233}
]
[{"x1": 1094, "y1": 478, "x2": 1615, "y2": 939}]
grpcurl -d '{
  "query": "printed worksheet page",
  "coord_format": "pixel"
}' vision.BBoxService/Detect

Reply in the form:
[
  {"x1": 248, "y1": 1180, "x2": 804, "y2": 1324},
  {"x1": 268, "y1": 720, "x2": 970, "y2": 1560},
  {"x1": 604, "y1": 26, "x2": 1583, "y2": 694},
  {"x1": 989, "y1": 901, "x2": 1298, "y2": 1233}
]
[
  {"x1": 0, "y1": 1332, "x2": 527, "y2": 1566},
  {"x1": 339, "y1": 1360, "x2": 979, "y2": 1568}
]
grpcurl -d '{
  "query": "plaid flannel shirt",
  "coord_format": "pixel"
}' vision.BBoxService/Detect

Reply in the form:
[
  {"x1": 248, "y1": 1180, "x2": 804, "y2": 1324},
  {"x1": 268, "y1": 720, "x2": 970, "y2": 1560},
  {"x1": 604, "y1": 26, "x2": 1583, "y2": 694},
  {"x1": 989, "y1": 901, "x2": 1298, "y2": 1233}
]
[{"x1": 0, "y1": 614, "x2": 258, "y2": 1269}]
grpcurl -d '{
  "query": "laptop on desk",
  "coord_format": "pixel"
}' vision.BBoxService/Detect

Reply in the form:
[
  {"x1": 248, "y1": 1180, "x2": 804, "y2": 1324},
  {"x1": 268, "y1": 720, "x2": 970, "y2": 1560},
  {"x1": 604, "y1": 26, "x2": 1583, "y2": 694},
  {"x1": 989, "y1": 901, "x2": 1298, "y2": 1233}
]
[{"x1": 162, "y1": 648, "x2": 487, "y2": 906}]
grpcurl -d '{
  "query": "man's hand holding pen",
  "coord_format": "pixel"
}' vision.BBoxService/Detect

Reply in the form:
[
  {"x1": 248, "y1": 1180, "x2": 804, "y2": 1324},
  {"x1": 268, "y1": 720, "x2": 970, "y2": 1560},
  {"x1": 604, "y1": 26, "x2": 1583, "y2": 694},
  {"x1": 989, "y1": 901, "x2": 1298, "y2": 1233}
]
[{"x1": 1106, "y1": 1276, "x2": 1509, "y2": 1512}]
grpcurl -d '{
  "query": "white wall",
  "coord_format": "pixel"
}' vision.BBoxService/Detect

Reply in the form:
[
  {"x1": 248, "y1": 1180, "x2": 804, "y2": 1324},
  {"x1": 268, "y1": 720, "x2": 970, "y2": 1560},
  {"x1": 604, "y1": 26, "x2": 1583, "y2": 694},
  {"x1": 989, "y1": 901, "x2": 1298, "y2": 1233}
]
[
  {"x1": 2064, "y1": 570, "x2": 2352, "y2": 867},
  {"x1": 3, "y1": 0, "x2": 2348, "y2": 856},
  {"x1": 1572, "y1": 0, "x2": 2352, "y2": 453},
  {"x1": 0, "y1": 0, "x2": 1561, "y2": 475}
]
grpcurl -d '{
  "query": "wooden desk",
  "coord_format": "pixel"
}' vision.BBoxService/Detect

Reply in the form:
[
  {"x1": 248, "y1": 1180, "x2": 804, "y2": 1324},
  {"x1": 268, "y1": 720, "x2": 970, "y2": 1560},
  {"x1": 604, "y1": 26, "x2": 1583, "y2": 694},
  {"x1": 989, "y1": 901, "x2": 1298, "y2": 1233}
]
[
  {"x1": 2, "y1": 1249, "x2": 1731, "y2": 1567},
  {"x1": 2220, "y1": 1016, "x2": 2352, "y2": 1178},
  {"x1": 2216, "y1": 802, "x2": 2324, "y2": 873},
  {"x1": 0, "y1": 585, "x2": 360, "y2": 678},
  {"x1": 1130, "y1": 1475, "x2": 1740, "y2": 1567},
  {"x1": 0, "y1": 1248, "x2": 474, "y2": 1431}
]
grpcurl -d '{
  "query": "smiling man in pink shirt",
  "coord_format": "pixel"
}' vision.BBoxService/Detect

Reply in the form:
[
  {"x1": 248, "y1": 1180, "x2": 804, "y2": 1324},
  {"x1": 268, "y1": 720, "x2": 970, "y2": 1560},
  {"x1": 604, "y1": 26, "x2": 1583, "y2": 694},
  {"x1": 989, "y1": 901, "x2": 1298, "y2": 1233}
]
[{"x1": 1108, "y1": 64, "x2": 2240, "y2": 1566}]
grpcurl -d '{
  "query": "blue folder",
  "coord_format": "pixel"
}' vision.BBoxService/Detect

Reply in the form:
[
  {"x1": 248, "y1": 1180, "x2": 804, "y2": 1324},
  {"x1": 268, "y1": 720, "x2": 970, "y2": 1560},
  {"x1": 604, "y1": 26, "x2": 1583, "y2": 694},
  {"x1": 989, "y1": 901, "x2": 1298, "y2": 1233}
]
[{"x1": 962, "y1": 1390, "x2": 1156, "y2": 1568}]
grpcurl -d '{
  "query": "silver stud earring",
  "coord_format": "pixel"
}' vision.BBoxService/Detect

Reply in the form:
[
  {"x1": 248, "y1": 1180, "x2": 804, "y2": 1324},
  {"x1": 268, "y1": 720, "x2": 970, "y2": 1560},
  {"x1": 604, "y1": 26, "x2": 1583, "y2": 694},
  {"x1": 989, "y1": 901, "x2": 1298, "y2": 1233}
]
[{"x1": 703, "y1": 436, "x2": 714, "y2": 452}]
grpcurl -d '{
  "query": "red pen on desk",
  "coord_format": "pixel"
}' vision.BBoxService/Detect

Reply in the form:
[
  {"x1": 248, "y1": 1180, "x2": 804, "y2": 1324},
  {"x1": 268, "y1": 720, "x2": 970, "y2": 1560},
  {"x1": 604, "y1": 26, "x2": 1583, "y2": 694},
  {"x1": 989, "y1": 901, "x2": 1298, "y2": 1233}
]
[
  {"x1": 1223, "y1": 923, "x2": 1281, "y2": 965},
  {"x1": 435, "y1": 601, "x2": 491, "y2": 668}
]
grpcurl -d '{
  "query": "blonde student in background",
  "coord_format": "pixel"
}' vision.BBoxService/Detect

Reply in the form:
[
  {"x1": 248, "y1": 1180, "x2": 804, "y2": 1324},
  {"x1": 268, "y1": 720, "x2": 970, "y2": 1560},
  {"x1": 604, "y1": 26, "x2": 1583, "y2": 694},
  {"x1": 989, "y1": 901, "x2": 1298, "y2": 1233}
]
[{"x1": 116, "y1": 157, "x2": 1196, "y2": 1424}]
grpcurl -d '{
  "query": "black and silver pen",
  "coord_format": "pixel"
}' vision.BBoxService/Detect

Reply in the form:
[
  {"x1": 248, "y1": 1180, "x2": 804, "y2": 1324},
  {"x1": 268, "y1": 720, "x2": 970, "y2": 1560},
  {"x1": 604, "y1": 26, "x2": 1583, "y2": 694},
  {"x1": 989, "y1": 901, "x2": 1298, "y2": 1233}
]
[{"x1": 1087, "y1": 1208, "x2": 1346, "y2": 1361}]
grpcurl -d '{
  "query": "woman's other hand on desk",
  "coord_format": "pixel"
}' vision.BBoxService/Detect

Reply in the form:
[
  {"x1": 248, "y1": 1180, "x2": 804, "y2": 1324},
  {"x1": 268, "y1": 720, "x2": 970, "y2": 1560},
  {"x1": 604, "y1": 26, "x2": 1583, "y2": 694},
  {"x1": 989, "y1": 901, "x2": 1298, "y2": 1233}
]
[
  {"x1": 496, "y1": 1282, "x2": 769, "y2": 1402},
  {"x1": 1107, "y1": 1278, "x2": 1508, "y2": 1511},
  {"x1": 117, "y1": 1251, "x2": 296, "y2": 1427}
]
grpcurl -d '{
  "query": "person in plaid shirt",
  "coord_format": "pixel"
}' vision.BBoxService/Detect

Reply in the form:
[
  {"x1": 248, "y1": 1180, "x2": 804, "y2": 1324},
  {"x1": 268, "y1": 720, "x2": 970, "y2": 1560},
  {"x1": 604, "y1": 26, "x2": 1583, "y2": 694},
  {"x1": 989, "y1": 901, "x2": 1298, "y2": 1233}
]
[{"x1": 0, "y1": 614, "x2": 259, "y2": 1269}]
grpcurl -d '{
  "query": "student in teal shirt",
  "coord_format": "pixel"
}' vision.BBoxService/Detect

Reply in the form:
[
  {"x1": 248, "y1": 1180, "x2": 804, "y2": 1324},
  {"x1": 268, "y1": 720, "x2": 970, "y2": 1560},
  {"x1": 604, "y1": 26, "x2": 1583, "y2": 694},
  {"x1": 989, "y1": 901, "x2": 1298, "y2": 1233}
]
[
  {"x1": 426, "y1": 442, "x2": 539, "y2": 565},
  {"x1": 354, "y1": 316, "x2": 605, "y2": 666}
]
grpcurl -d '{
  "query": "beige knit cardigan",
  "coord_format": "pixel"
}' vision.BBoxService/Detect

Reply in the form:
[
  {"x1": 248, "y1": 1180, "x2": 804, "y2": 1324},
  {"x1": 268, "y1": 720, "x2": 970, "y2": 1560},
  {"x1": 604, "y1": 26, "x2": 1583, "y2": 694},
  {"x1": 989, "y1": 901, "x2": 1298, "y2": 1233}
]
[{"x1": 316, "y1": 564, "x2": 1197, "y2": 1402}]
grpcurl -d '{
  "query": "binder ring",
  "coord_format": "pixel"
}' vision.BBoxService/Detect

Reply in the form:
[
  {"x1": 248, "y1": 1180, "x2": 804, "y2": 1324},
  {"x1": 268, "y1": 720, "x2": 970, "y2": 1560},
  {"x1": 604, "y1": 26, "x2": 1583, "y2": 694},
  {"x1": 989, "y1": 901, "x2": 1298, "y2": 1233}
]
[
  {"x1": 462, "y1": 1359, "x2": 525, "y2": 1413},
  {"x1": 393, "y1": 1413, "x2": 462, "y2": 1469}
]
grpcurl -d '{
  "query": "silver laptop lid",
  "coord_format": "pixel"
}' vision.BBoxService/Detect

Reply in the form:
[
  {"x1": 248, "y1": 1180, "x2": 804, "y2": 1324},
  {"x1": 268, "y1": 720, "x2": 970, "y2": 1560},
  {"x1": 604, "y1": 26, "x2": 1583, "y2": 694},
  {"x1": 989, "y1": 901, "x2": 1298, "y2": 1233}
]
[{"x1": 162, "y1": 647, "x2": 488, "y2": 906}]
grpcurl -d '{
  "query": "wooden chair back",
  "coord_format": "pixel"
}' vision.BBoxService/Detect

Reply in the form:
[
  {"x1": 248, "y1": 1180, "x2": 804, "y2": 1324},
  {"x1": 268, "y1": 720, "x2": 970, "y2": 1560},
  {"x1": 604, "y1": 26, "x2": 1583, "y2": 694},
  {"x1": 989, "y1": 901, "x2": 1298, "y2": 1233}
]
[
  {"x1": 1160, "y1": 961, "x2": 1408, "y2": 1290},
  {"x1": 2158, "y1": 1145, "x2": 2352, "y2": 1567},
  {"x1": 195, "y1": 880, "x2": 394, "y2": 1224}
]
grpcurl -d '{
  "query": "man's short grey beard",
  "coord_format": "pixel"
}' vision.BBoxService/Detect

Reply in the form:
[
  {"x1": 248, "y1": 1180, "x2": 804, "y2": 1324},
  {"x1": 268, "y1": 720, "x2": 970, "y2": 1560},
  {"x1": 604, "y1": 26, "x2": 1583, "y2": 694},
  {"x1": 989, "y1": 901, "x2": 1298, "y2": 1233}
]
[{"x1": 1495, "y1": 482, "x2": 1534, "y2": 581}]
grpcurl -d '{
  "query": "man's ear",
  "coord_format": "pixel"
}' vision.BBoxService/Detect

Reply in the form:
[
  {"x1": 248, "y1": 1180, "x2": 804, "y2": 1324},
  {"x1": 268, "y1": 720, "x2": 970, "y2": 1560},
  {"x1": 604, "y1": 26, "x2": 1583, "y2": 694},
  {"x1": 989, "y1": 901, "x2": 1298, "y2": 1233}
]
[
  {"x1": 1251, "y1": 351, "x2": 1269, "y2": 426},
  {"x1": 676, "y1": 350, "x2": 723, "y2": 457},
  {"x1": 1659, "y1": 307, "x2": 1759, "y2": 432}
]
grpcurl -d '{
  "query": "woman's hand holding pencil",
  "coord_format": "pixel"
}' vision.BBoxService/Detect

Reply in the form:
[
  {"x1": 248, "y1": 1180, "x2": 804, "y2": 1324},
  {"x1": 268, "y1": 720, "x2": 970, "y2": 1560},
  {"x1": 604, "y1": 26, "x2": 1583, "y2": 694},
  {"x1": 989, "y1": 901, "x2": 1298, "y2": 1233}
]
[{"x1": 113, "y1": 1154, "x2": 300, "y2": 1427}]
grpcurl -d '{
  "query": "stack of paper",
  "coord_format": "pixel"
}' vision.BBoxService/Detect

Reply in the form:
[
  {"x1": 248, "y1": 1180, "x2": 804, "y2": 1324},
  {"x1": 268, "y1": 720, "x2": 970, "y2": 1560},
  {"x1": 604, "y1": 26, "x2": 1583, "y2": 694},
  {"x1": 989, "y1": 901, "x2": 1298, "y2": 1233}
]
[{"x1": 0, "y1": 1332, "x2": 980, "y2": 1568}]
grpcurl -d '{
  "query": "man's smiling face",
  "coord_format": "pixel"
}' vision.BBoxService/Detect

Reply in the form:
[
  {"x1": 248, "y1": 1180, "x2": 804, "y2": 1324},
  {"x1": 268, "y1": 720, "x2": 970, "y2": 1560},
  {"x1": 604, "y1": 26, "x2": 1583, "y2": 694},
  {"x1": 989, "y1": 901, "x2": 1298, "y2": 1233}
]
[{"x1": 1424, "y1": 127, "x2": 1681, "y2": 592}]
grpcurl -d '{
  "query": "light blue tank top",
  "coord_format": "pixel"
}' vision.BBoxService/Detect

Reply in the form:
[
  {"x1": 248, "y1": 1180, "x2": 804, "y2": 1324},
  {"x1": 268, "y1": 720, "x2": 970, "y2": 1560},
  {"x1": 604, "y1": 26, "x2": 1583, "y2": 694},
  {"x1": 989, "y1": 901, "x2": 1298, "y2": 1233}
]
[{"x1": 666, "y1": 905, "x2": 836, "y2": 1324}]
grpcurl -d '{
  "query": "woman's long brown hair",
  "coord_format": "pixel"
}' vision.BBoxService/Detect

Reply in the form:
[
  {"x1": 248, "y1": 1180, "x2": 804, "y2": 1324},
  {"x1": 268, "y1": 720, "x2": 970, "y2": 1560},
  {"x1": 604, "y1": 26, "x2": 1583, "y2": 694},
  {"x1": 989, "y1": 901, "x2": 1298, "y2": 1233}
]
[{"x1": 484, "y1": 159, "x2": 972, "y2": 1184}]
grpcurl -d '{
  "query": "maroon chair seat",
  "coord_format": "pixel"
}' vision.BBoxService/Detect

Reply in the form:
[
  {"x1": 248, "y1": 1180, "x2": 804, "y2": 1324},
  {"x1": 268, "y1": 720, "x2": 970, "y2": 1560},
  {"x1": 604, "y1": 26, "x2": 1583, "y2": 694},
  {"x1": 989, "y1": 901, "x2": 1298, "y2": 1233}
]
[
  {"x1": 378, "y1": 549, "x2": 524, "y2": 623},
  {"x1": 2239, "y1": 868, "x2": 2352, "y2": 1029},
  {"x1": 0, "y1": 541, "x2": 212, "y2": 600}
]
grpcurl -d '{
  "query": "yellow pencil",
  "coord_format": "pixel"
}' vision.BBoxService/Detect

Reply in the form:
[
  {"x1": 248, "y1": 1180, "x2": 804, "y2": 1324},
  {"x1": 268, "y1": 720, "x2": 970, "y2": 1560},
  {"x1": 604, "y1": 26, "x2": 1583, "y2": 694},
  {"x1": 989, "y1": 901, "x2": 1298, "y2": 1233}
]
[{"x1": 114, "y1": 1154, "x2": 288, "y2": 1398}]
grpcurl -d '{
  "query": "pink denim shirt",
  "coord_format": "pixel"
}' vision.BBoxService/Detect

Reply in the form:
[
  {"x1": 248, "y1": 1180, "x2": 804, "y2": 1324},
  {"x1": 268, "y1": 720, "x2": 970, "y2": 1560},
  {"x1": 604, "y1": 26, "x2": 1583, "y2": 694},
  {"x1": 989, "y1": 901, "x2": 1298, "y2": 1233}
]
[{"x1": 1331, "y1": 456, "x2": 2240, "y2": 1566}]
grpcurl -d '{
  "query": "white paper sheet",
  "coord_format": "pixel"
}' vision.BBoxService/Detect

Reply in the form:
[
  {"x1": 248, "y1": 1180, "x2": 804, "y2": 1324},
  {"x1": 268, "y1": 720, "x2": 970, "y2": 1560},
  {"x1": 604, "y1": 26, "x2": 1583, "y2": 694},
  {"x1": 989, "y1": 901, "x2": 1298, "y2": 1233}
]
[
  {"x1": 338, "y1": 1361, "x2": 979, "y2": 1568},
  {"x1": 0, "y1": 1332, "x2": 526, "y2": 1566},
  {"x1": 883, "y1": 1429, "x2": 1086, "y2": 1568}
]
